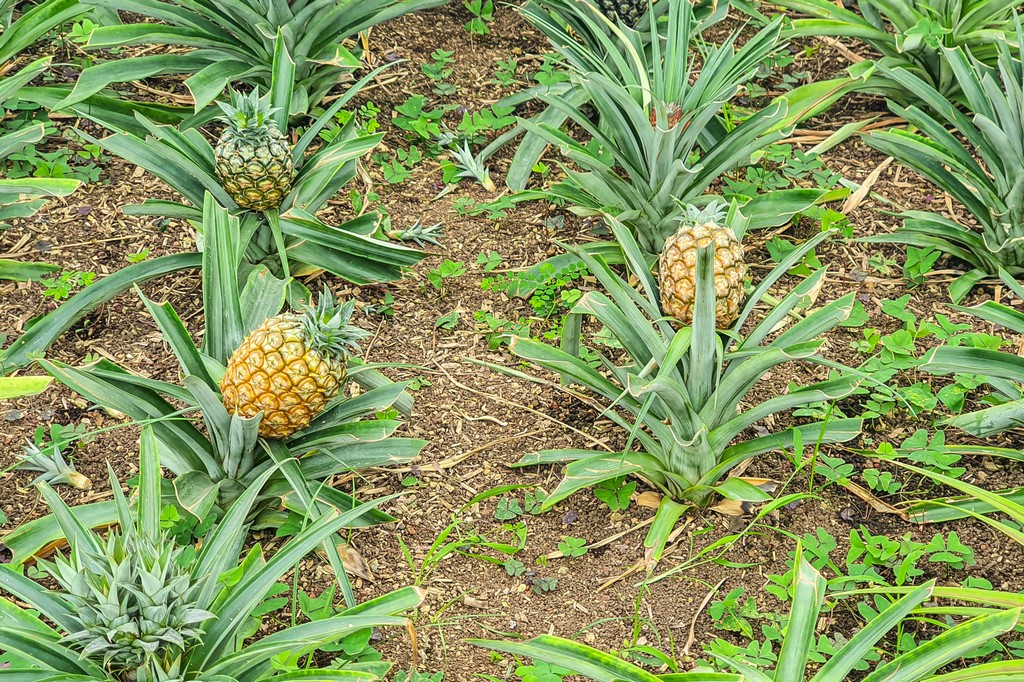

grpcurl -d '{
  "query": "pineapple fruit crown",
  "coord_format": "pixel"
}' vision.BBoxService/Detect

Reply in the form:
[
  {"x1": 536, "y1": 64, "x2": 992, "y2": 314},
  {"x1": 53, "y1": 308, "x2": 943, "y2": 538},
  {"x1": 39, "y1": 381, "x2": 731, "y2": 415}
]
[
  {"x1": 297, "y1": 290, "x2": 371, "y2": 360},
  {"x1": 675, "y1": 200, "x2": 731, "y2": 230},
  {"x1": 217, "y1": 87, "x2": 281, "y2": 132}
]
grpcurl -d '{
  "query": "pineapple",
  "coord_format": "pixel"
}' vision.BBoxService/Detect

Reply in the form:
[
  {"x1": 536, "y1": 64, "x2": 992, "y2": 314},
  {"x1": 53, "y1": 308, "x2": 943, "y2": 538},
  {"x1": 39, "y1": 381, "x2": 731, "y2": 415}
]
[
  {"x1": 596, "y1": 0, "x2": 651, "y2": 26},
  {"x1": 658, "y1": 203, "x2": 746, "y2": 327},
  {"x1": 649, "y1": 100, "x2": 682, "y2": 129},
  {"x1": 221, "y1": 291, "x2": 369, "y2": 439},
  {"x1": 214, "y1": 89, "x2": 293, "y2": 211}
]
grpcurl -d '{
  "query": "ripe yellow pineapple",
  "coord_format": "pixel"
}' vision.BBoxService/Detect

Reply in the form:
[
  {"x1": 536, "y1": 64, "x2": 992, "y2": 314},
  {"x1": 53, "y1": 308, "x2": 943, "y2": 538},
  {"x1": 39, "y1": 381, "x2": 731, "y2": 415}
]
[
  {"x1": 221, "y1": 292, "x2": 368, "y2": 439},
  {"x1": 214, "y1": 89, "x2": 293, "y2": 212},
  {"x1": 658, "y1": 204, "x2": 746, "y2": 327}
]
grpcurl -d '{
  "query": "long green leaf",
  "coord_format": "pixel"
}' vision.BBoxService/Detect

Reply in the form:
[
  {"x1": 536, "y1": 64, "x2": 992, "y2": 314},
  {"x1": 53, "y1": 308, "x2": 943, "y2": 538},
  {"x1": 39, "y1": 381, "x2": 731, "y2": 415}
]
[
  {"x1": 863, "y1": 609, "x2": 1021, "y2": 682},
  {"x1": 0, "y1": 253, "x2": 201, "y2": 373}
]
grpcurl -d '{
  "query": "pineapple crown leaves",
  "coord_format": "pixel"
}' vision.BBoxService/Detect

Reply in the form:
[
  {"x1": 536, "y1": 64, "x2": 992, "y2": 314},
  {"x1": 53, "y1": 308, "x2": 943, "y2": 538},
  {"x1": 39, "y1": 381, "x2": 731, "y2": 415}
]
[
  {"x1": 36, "y1": 463, "x2": 213, "y2": 676},
  {"x1": 45, "y1": 529, "x2": 213, "y2": 675},
  {"x1": 673, "y1": 198, "x2": 751, "y2": 242},
  {"x1": 217, "y1": 87, "x2": 282, "y2": 133},
  {"x1": 298, "y1": 288, "x2": 371, "y2": 360},
  {"x1": 449, "y1": 141, "x2": 496, "y2": 191},
  {"x1": 675, "y1": 200, "x2": 729, "y2": 228},
  {"x1": 387, "y1": 219, "x2": 445, "y2": 247}
]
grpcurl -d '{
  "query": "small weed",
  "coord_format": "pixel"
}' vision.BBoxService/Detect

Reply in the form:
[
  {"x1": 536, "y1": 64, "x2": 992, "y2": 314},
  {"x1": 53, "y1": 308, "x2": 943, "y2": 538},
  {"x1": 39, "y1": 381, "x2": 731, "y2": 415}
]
[
  {"x1": 427, "y1": 259, "x2": 467, "y2": 291},
  {"x1": 393, "y1": 95, "x2": 448, "y2": 140},
  {"x1": 709, "y1": 588, "x2": 766, "y2": 639},
  {"x1": 476, "y1": 251, "x2": 502, "y2": 272},
  {"x1": 593, "y1": 476, "x2": 635, "y2": 511},
  {"x1": 39, "y1": 270, "x2": 95, "y2": 301},
  {"x1": 126, "y1": 248, "x2": 150, "y2": 263},
  {"x1": 494, "y1": 497, "x2": 523, "y2": 520},
  {"x1": 903, "y1": 246, "x2": 941, "y2": 286},
  {"x1": 464, "y1": 0, "x2": 494, "y2": 35},
  {"x1": 557, "y1": 536, "x2": 587, "y2": 558},
  {"x1": 493, "y1": 58, "x2": 519, "y2": 86}
]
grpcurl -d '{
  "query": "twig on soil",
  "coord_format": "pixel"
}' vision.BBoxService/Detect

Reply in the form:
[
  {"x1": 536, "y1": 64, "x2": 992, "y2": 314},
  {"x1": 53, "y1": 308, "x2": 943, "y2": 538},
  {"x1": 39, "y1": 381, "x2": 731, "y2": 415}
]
[
  {"x1": 839, "y1": 479, "x2": 909, "y2": 520},
  {"x1": 2, "y1": 234, "x2": 145, "y2": 259},
  {"x1": 361, "y1": 427, "x2": 550, "y2": 476},
  {"x1": 543, "y1": 516, "x2": 655, "y2": 560},
  {"x1": 130, "y1": 81, "x2": 194, "y2": 105},
  {"x1": 842, "y1": 156, "x2": 893, "y2": 215},
  {"x1": 683, "y1": 577, "x2": 727, "y2": 657},
  {"x1": 788, "y1": 116, "x2": 904, "y2": 144},
  {"x1": 462, "y1": 356, "x2": 613, "y2": 416},
  {"x1": 438, "y1": 361, "x2": 615, "y2": 452},
  {"x1": 323, "y1": 72, "x2": 405, "y2": 101},
  {"x1": 596, "y1": 523, "x2": 690, "y2": 592},
  {"x1": 453, "y1": 409, "x2": 508, "y2": 426},
  {"x1": 362, "y1": 315, "x2": 387, "y2": 359},
  {"x1": 819, "y1": 35, "x2": 866, "y2": 63}
]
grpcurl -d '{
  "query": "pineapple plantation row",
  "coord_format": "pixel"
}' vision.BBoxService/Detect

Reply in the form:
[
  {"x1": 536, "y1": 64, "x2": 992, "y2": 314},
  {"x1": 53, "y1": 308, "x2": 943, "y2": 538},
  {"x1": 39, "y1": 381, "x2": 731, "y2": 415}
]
[{"x1": 2, "y1": 0, "x2": 1024, "y2": 679}]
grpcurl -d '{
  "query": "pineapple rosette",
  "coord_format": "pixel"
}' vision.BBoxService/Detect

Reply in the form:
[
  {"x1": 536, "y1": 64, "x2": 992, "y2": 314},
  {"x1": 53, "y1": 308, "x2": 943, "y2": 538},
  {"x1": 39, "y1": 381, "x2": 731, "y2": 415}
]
[{"x1": 221, "y1": 293, "x2": 369, "y2": 439}]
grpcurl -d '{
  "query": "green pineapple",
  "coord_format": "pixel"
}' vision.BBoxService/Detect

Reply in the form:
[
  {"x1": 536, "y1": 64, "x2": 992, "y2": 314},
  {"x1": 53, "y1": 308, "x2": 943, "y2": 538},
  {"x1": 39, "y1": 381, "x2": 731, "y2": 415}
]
[
  {"x1": 596, "y1": 0, "x2": 650, "y2": 26},
  {"x1": 214, "y1": 89, "x2": 293, "y2": 211}
]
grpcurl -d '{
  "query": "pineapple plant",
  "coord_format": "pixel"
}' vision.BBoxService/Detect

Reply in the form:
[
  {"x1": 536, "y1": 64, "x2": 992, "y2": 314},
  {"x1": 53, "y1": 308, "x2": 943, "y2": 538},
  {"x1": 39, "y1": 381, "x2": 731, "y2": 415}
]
[
  {"x1": 24, "y1": 199, "x2": 425, "y2": 561},
  {"x1": 510, "y1": 0, "x2": 805, "y2": 259},
  {"x1": 507, "y1": 215, "x2": 861, "y2": 559},
  {"x1": 0, "y1": 427, "x2": 426, "y2": 681},
  {"x1": 221, "y1": 291, "x2": 369, "y2": 439},
  {"x1": 44, "y1": 510, "x2": 212, "y2": 675},
  {"x1": 214, "y1": 88, "x2": 293, "y2": 211},
  {"x1": 658, "y1": 203, "x2": 746, "y2": 327}
]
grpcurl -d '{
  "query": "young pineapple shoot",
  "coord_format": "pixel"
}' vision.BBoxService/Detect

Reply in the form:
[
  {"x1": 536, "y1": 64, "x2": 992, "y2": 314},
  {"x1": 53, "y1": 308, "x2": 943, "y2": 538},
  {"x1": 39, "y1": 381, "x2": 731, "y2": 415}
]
[
  {"x1": 386, "y1": 219, "x2": 445, "y2": 247},
  {"x1": 221, "y1": 289, "x2": 370, "y2": 439},
  {"x1": 449, "y1": 141, "x2": 496, "y2": 192},
  {"x1": 15, "y1": 441, "x2": 91, "y2": 490},
  {"x1": 658, "y1": 202, "x2": 746, "y2": 327},
  {"x1": 214, "y1": 88, "x2": 294, "y2": 211}
]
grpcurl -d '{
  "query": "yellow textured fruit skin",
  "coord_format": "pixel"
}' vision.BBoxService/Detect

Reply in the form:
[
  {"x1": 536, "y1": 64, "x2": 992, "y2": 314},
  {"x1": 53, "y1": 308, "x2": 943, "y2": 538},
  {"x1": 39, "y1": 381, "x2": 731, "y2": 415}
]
[
  {"x1": 658, "y1": 221, "x2": 746, "y2": 327},
  {"x1": 215, "y1": 126, "x2": 293, "y2": 212},
  {"x1": 221, "y1": 314, "x2": 344, "y2": 439}
]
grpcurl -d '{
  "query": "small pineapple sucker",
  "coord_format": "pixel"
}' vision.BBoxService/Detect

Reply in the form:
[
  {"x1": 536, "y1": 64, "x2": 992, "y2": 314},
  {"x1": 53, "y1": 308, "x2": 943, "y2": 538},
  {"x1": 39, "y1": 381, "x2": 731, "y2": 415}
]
[
  {"x1": 220, "y1": 291, "x2": 370, "y2": 439},
  {"x1": 214, "y1": 88, "x2": 294, "y2": 212},
  {"x1": 658, "y1": 203, "x2": 746, "y2": 327},
  {"x1": 16, "y1": 441, "x2": 92, "y2": 490}
]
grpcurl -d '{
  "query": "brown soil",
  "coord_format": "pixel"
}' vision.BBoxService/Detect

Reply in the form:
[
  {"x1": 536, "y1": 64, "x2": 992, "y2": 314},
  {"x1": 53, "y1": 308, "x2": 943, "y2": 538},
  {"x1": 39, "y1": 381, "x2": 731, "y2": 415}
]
[{"x1": 2, "y1": 3, "x2": 1023, "y2": 680}]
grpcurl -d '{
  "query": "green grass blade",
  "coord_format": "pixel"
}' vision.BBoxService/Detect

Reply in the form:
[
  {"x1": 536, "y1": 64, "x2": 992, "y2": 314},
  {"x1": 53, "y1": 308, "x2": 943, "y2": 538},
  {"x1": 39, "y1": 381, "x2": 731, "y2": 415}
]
[
  {"x1": 863, "y1": 609, "x2": 1021, "y2": 682},
  {"x1": 776, "y1": 546, "x2": 825, "y2": 682}
]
